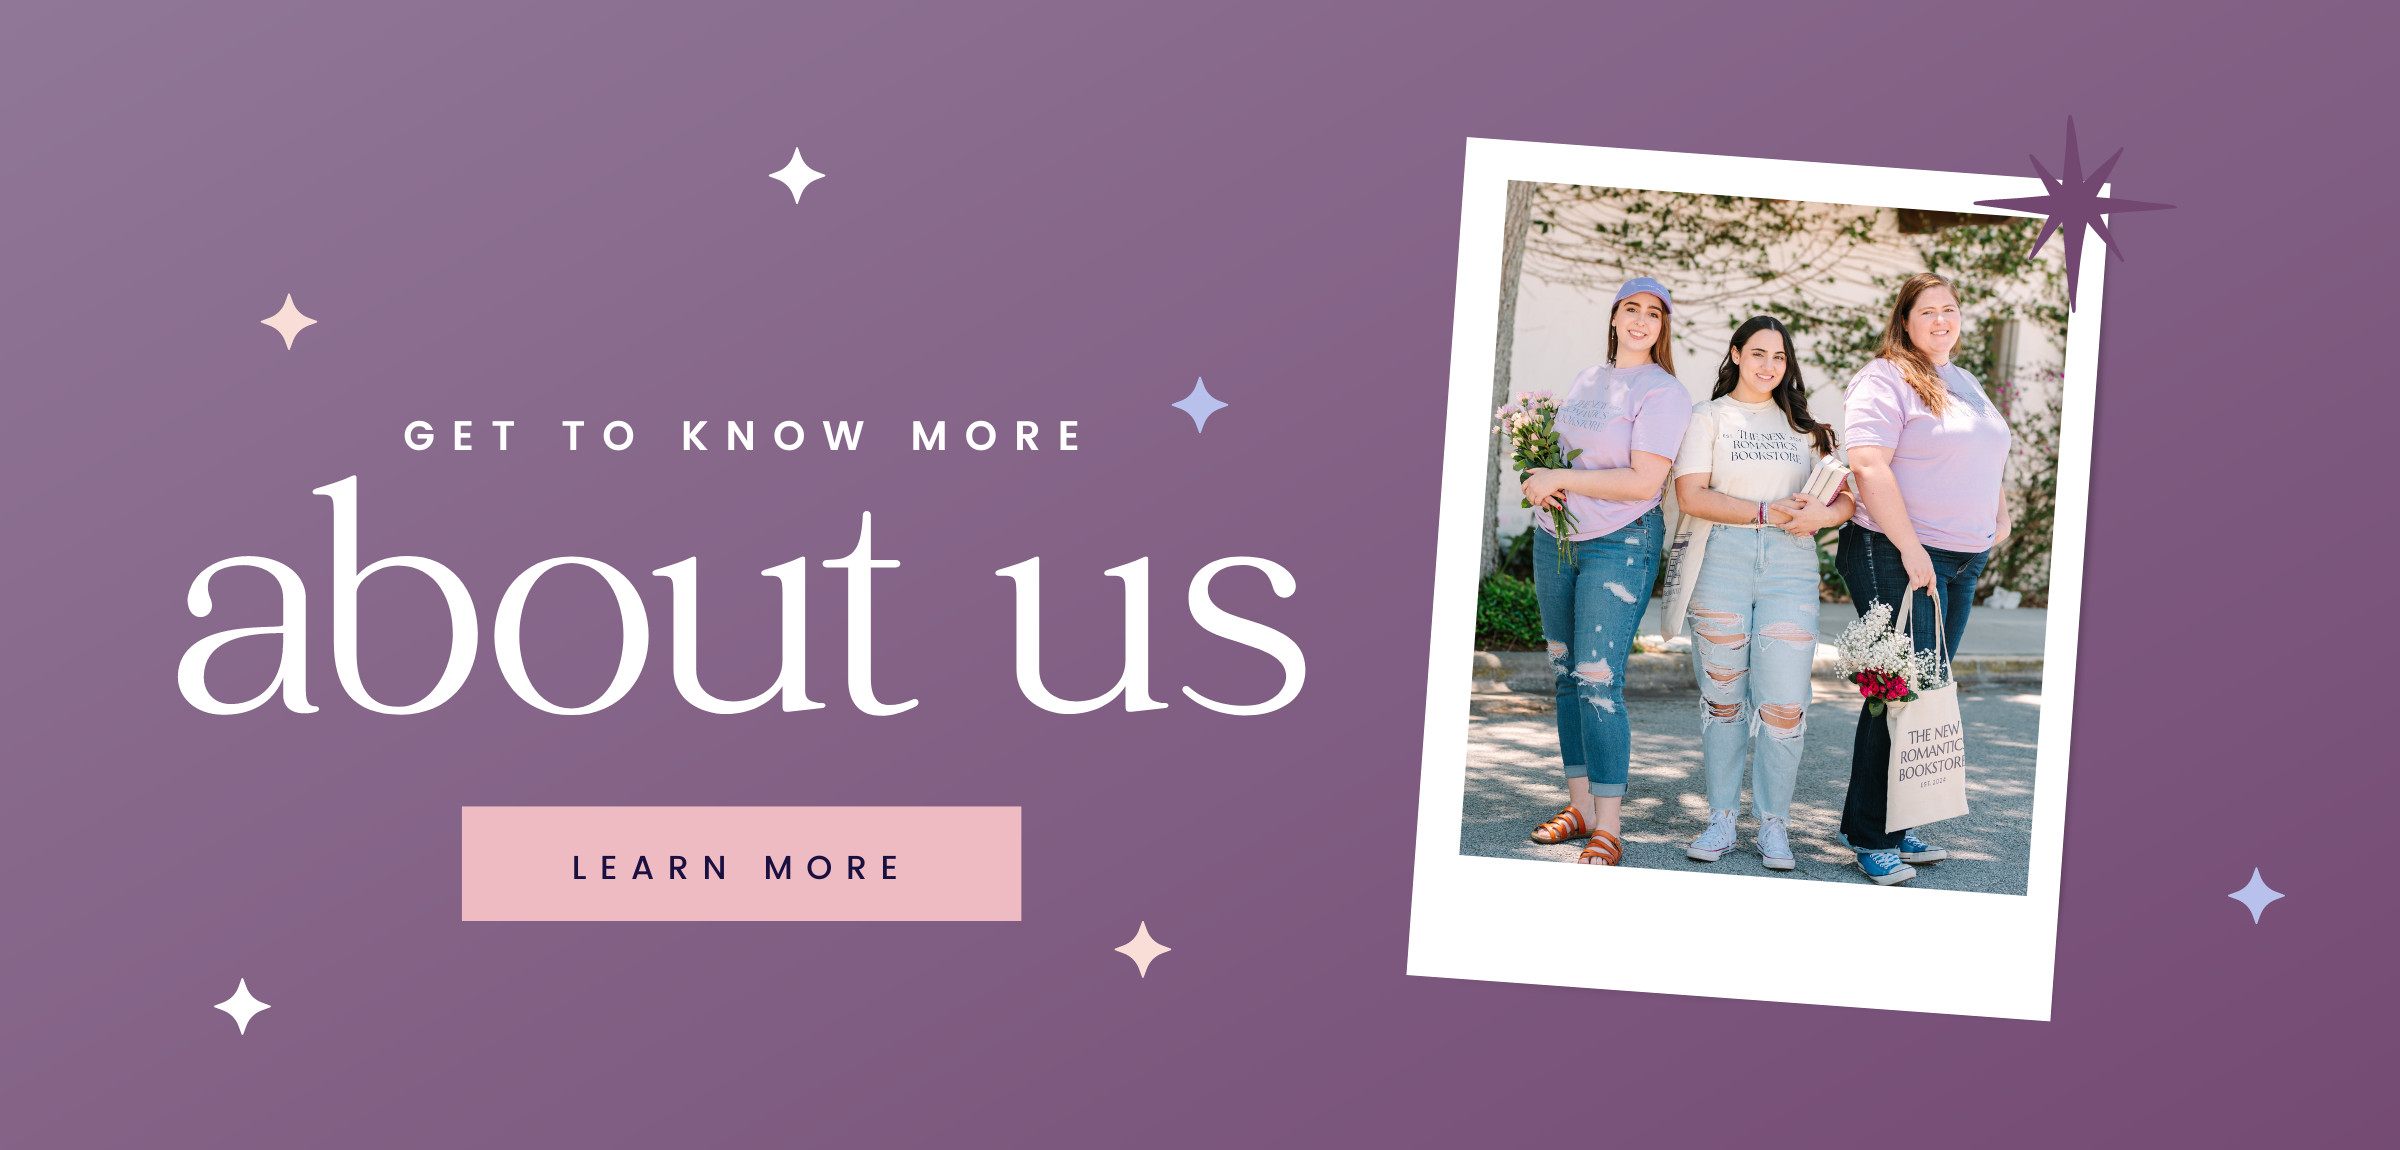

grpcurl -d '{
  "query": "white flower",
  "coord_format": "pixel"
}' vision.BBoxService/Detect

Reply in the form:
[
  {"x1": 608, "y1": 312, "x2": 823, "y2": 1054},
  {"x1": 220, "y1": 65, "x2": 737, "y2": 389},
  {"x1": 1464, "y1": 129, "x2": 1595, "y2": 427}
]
[{"x1": 1833, "y1": 603, "x2": 1948, "y2": 691}]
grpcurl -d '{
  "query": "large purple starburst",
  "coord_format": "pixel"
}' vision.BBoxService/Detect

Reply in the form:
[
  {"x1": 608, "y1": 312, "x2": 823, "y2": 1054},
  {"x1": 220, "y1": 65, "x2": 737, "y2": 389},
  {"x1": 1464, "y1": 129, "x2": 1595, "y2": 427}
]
[{"x1": 1974, "y1": 117, "x2": 2174, "y2": 309}]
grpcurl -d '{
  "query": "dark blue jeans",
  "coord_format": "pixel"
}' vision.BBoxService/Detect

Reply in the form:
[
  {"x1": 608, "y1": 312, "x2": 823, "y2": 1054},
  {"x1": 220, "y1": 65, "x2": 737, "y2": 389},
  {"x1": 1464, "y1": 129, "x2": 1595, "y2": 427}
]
[
  {"x1": 1834, "y1": 523, "x2": 1986, "y2": 850},
  {"x1": 1530, "y1": 508, "x2": 1662, "y2": 797}
]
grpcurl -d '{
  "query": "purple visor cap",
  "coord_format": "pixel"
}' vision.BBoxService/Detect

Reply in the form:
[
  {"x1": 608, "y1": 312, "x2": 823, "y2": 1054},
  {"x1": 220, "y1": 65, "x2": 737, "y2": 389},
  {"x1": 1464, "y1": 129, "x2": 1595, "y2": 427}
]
[{"x1": 1613, "y1": 276, "x2": 1673, "y2": 313}]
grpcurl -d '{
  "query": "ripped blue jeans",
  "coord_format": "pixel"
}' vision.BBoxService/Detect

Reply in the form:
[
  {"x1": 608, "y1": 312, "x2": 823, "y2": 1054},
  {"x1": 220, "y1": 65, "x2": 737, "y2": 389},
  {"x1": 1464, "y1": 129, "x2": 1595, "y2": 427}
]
[
  {"x1": 1686, "y1": 524, "x2": 1820, "y2": 821},
  {"x1": 1530, "y1": 507, "x2": 1662, "y2": 797}
]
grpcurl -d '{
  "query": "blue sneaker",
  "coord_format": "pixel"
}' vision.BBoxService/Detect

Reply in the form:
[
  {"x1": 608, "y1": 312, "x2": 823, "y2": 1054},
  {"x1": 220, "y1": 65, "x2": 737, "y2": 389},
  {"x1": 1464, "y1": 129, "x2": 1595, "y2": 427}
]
[
  {"x1": 1837, "y1": 831, "x2": 1948, "y2": 864},
  {"x1": 1855, "y1": 849, "x2": 1917, "y2": 886}
]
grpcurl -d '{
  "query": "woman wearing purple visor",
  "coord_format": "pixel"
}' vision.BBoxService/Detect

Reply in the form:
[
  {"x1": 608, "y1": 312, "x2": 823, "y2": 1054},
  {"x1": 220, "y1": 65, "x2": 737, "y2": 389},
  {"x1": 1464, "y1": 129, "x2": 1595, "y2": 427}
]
[{"x1": 1520, "y1": 277, "x2": 1693, "y2": 866}]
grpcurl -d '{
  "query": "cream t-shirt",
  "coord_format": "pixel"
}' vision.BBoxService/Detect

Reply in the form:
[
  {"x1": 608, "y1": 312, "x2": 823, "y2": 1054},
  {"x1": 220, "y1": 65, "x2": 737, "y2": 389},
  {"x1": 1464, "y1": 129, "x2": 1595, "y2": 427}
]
[{"x1": 1669, "y1": 395, "x2": 1819, "y2": 507}]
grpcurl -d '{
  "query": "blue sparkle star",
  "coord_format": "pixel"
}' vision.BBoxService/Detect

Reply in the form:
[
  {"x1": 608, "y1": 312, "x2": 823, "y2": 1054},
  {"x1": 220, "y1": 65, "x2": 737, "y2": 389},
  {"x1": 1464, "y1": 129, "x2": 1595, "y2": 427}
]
[
  {"x1": 1974, "y1": 117, "x2": 2174, "y2": 309},
  {"x1": 1171, "y1": 377, "x2": 1228, "y2": 432},
  {"x1": 2227, "y1": 868, "x2": 2284, "y2": 924}
]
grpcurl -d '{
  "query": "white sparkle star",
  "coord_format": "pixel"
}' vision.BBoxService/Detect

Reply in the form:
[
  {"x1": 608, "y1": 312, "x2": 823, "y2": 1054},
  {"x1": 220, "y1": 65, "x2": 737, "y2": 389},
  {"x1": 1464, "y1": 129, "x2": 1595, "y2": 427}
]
[
  {"x1": 213, "y1": 978, "x2": 271, "y2": 1034},
  {"x1": 2228, "y1": 868, "x2": 2284, "y2": 924},
  {"x1": 1171, "y1": 378, "x2": 1228, "y2": 432},
  {"x1": 1113, "y1": 921, "x2": 1172, "y2": 978},
  {"x1": 770, "y1": 148, "x2": 826, "y2": 203},
  {"x1": 261, "y1": 294, "x2": 316, "y2": 349}
]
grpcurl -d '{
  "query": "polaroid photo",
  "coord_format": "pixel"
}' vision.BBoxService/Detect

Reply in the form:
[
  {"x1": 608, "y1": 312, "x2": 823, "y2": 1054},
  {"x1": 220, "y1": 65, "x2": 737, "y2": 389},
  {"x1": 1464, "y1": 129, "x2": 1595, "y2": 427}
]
[{"x1": 1407, "y1": 138, "x2": 2100, "y2": 1020}]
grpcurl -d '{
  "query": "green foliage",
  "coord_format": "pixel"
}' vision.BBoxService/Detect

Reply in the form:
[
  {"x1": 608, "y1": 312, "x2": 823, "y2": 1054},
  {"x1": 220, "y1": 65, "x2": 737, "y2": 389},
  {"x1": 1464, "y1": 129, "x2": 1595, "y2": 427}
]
[
  {"x1": 1475, "y1": 572, "x2": 1546, "y2": 650},
  {"x1": 1527, "y1": 188, "x2": 1880, "y2": 305},
  {"x1": 1525, "y1": 187, "x2": 2068, "y2": 380},
  {"x1": 1814, "y1": 526, "x2": 1849, "y2": 602},
  {"x1": 1985, "y1": 375, "x2": 2062, "y2": 607},
  {"x1": 1496, "y1": 526, "x2": 1536, "y2": 581},
  {"x1": 1746, "y1": 216, "x2": 2067, "y2": 388}
]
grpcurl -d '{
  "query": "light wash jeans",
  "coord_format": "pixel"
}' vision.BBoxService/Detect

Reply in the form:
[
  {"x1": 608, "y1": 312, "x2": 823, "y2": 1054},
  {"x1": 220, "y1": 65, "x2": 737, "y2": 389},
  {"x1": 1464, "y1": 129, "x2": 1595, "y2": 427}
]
[
  {"x1": 1686, "y1": 524, "x2": 1820, "y2": 821},
  {"x1": 1530, "y1": 508, "x2": 1662, "y2": 798}
]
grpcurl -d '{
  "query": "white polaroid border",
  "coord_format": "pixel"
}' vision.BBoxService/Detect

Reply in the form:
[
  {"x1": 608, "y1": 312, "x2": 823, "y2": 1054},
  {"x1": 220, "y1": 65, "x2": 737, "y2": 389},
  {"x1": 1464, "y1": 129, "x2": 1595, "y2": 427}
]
[{"x1": 1407, "y1": 138, "x2": 2100, "y2": 1021}]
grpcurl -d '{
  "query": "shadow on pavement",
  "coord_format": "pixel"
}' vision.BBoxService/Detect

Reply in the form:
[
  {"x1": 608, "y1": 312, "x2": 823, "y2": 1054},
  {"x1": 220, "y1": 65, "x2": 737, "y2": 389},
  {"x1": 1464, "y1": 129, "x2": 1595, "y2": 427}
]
[{"x1": 1459, "y1": 681, "x2": 2037, "y2": 894}]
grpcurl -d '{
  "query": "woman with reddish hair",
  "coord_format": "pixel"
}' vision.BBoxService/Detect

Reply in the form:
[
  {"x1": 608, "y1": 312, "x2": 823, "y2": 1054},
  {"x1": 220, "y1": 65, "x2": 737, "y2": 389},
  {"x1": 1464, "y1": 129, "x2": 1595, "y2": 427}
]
[{"x1": 1835, "y1": 272, "x2": 2012, "y2": 886}]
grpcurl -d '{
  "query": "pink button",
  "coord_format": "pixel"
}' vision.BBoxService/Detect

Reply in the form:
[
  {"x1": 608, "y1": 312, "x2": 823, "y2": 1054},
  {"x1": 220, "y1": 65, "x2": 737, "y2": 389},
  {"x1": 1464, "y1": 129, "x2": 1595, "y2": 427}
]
[{"x1": 461, "y1": 807, "x2": 1021, "y2": 921}]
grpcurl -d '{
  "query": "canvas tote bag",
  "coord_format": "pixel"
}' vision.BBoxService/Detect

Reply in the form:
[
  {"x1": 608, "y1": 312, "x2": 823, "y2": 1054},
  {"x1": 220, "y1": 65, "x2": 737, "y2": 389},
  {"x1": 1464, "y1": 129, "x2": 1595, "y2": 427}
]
[
  {"x1": 1656, "y1": 512, "x2": 1710, "y2": 641},
  {"x1": 1883, "y1": 586, "x2": 1971, "y2": 829}
]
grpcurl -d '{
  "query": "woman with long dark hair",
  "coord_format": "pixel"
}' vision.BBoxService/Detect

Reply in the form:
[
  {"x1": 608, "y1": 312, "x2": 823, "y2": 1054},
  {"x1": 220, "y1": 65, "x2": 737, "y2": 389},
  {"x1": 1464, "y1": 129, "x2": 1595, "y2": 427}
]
[
  {"x1": 1835, "y1": 272, "x2": 2012, "y2": 885},
  {"x1": 1668, "y1": 316, "x2": 1853, "y2": 871},
  {"x1": 1518, "y1": 277, "x2": 1693, "y2": 866}
]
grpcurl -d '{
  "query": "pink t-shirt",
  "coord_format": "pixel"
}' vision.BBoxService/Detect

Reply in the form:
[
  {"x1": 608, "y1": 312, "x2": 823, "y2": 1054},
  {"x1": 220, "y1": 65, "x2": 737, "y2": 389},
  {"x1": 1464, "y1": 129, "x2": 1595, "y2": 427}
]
[
  {"x1": 1842, "y1": 358, "x2": 2011, "y2": 552},
  {"x1": 1542, "y1": 362, "x2": 1692, "y2": 541}
]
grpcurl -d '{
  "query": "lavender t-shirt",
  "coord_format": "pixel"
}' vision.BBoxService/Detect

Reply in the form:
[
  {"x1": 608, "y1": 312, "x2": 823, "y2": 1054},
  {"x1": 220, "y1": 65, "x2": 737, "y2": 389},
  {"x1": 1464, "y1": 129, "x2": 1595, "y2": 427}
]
[
  {"x1": 1542, "y1": 362, "x2": 1693, "y2": 541},
  {"x1": 1842, "y1": 359, "x2": 2011, "y2": 552}
]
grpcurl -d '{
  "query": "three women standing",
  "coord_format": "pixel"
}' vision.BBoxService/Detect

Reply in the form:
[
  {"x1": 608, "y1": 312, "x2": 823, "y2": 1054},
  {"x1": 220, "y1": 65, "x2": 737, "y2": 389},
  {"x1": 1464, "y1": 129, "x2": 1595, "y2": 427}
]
[
  {"x1": 1515, "y1": 271, "x2": 2009, "y2": 885},
  {"x1": 1517, "y1": 277, "x2": 1693, "y2": 867}
]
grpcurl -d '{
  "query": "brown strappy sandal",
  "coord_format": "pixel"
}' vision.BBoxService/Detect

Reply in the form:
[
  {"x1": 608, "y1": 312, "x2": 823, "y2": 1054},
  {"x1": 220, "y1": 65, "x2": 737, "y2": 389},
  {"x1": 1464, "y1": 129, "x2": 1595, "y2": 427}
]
[
  {"x1": 1529, "y1": 805, "x2": 1592, "y2": 844},
  {"x1": 1577, "y1": 828, "x2": 1623, "y2": 866}
]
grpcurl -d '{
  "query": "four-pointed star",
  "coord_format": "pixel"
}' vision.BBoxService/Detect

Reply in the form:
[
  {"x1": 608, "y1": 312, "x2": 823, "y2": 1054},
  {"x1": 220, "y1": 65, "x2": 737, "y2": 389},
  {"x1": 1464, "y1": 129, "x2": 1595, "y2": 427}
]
[{"x1": 1974, "y1": 117, "x2": 2174, "y2": 309}]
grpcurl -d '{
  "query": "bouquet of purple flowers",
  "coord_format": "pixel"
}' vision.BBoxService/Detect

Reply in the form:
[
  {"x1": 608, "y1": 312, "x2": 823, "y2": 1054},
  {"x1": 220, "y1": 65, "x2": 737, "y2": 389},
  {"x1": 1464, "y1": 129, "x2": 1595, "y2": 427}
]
[{"x1": 1493, "y1": 391, "x2": 1581, "y2": 564}]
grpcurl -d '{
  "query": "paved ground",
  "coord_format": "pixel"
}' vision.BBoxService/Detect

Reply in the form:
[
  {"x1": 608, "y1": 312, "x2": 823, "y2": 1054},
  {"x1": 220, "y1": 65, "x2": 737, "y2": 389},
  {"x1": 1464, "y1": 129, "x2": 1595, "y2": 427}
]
[
  {"x1": 1634, "y1": 599, "x2": 2048, "y2": 656},
  {"x1": 1460, "y1": 682, "x2": 2039, "y2": 894}
]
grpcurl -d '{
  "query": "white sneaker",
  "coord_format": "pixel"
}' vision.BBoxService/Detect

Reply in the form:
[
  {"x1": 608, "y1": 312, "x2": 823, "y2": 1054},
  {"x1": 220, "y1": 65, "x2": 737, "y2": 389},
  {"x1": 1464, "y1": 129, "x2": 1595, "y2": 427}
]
[
  {"x1": 1686, "y1": 809, "x2": 1736, "y2": 862},
  {"x1": 1757, "y1": 815, "x2": 1796, "y2": 871}
]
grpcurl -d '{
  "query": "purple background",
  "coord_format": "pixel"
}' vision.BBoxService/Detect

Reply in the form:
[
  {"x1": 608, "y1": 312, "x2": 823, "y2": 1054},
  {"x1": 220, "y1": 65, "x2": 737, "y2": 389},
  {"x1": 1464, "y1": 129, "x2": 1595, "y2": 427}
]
[{"x1": 2, "y1": 2, "x2": 2383, "y2": 1143}]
